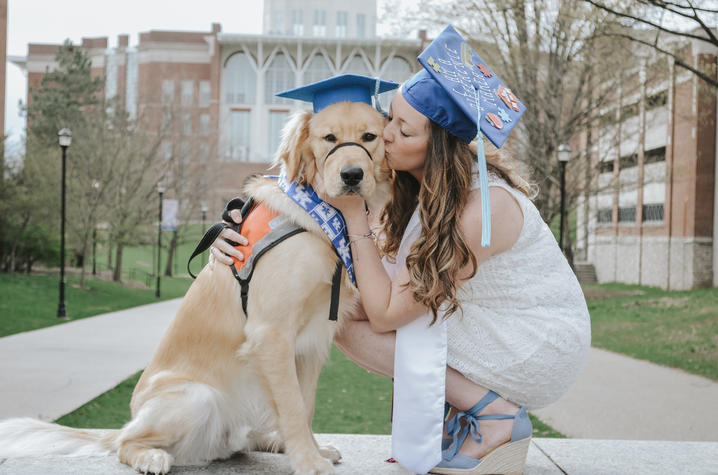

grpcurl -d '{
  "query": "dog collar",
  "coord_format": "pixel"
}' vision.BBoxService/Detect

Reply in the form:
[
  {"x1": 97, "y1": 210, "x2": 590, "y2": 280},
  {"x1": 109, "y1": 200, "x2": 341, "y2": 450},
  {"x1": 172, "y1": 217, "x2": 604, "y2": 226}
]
[{"x1": 274, "y1": 173, "x2": 356, "y2": 286}]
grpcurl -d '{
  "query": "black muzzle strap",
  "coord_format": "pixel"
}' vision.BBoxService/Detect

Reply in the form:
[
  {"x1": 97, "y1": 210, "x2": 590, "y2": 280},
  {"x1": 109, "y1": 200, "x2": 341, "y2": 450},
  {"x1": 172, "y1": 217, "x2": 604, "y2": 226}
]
[{"x1": 325, "y1": 142, "x2": 373, "y2": 162}]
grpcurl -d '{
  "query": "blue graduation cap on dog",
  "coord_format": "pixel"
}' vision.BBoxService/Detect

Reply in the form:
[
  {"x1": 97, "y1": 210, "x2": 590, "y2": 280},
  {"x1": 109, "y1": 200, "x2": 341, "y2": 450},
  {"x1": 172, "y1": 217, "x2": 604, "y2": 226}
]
[
  {"x1": 402, "y1": 24, "x2": 526, "y2": 247},
  {"x1": 276, "y1": 74, "x2": 399, "y2": 113}
]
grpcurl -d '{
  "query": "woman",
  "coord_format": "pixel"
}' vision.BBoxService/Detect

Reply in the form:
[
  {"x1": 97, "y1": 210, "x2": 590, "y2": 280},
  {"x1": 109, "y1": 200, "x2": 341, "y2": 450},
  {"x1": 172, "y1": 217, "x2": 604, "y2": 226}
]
[{"x1": 213, "y1": 29, "x2": 590, "y2": 475}]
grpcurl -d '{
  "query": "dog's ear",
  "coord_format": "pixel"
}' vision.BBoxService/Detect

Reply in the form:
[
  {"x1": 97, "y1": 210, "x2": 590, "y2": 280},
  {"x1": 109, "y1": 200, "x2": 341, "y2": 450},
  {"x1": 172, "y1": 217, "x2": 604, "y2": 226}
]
[{"x1": 273, "y1": 110, "x2": 314, "y2": 184}]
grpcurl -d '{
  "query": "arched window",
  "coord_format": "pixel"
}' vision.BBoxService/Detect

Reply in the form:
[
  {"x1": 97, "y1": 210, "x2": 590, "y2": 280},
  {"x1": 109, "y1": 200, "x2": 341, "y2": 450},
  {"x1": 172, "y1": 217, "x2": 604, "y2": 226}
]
[
  {"x1": 379, "y1": 56, "x2": 414, "y2": 110},
  {"x1": 303, "y1": 53, "x2": 333, "y2": 85},
  {"x1": 343, "y1": 55, "x2": 371, "y2": 76},
  {"x1": 265, "y1": 52, "x2": 295, "y2": 105},
  {"x1": 225, "y1": 52, "x2": 256, "y2": 104}
]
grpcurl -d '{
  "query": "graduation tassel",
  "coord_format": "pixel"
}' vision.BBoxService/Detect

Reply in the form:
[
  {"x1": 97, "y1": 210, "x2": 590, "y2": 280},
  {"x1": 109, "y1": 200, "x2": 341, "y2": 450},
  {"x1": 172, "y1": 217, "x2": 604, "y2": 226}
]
[{"x1": 474, "y1": 86, "x2": 491, "y2": 247}]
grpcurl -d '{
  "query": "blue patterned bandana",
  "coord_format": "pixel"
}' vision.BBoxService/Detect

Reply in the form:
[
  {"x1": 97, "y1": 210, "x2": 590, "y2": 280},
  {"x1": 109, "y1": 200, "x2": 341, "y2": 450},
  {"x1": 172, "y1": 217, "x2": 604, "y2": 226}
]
[{"x1": 275, "y1": 173, "x2": 356, "y2": 285}]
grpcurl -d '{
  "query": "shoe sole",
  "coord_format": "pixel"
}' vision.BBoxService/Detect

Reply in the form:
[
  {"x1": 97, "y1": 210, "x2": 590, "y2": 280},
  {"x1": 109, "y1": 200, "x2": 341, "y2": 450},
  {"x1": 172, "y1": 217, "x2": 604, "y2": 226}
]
[{"x1": 429, "y1": 437, "x2": 530, "y2": 475}]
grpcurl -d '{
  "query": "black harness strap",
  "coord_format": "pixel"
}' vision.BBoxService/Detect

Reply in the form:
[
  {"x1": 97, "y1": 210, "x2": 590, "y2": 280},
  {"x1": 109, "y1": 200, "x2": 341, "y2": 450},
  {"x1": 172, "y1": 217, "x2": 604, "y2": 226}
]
[
  {"x1": 325, "y1": 141, "x2": 373, "y2": 162},
  {"x1": 233, "y1": 226, "x2": 307, "y2": 316},
  {"x1": 328, "y1": 260, "x2": 343, "y2": 322}
]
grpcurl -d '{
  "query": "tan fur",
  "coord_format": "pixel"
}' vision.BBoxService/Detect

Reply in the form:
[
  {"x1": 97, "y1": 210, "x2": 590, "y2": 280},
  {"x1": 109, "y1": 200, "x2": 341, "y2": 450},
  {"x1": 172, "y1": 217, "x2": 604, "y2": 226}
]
[{"x1": 0, "y1": 101, "x2": 388, "y2": 475}]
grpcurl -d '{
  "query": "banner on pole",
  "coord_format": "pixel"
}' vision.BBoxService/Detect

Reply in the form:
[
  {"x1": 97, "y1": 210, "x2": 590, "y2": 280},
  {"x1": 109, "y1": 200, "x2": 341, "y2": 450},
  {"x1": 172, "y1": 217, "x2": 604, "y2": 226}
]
[{"x1": 162, "y1": 199, "x2": 178, "y2": 231}]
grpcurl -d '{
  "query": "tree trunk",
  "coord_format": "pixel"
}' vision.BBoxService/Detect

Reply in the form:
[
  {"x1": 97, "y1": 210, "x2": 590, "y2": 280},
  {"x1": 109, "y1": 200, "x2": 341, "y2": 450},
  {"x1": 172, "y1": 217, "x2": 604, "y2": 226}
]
[
  {"x1": 113, "y1": 242, "x2": 124, "y2": 282},
  {"x1": 107, "y1": 240, "x2": 113, "y2": 271},
  {"x1": 164, "y1": 229, "x2": 178, "y2": 277}
]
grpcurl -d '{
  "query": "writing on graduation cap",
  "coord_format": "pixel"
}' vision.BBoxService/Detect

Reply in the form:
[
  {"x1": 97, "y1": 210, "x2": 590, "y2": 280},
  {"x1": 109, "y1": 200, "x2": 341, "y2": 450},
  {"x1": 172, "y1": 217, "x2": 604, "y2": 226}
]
[{"x1": 434, "y1": 44, "x2": 499, "y2": 113}]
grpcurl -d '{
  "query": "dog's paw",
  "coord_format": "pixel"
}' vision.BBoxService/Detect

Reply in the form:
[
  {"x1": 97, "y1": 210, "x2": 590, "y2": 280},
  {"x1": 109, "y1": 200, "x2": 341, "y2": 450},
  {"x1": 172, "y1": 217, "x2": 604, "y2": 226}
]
[
  {"x1": 132, "y1": 448, "x2": 173, "y2": 475},
  {"x1": 318, "y1": 444, "x2": 342, "y2": 464},
  {"x1": 293, "y1": 454, "x2": 335, "y2": 475}
]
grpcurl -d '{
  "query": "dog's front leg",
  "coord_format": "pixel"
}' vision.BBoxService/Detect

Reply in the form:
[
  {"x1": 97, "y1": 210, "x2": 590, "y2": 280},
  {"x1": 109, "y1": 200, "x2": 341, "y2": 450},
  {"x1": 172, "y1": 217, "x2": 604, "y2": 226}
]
[
  {"x1": 296, "y1": 354, "x2": 341, "y2": 464},
  {"x1": 250, "y1": 330, "x2": 334, "y2": 475}
]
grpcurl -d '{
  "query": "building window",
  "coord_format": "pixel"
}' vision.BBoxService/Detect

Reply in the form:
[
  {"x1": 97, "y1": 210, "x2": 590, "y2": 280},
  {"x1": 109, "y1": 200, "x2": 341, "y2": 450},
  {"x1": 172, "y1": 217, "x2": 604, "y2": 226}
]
[
  {"x1": 357, "y1": 14, "x2": 366, "y2": 38},
  {"x1": 199, "y1": 80, "x2": 211, "y2": 107},
  {"x1": 228, "y1": 110, "x2": 251, "y2": 161},
  {"x1": 266, "y1": 53, "x2": 294, "y2": 105},
  {"x1": 162, "y1": 140, "x2": 173, "y2": 161},
  {"x1": 273, "y1": 11, "x2": 284, "y2": 35},
  {"x1": 268, "y1": 111, "x2": 290, "y2": 160},
  {"x1": 619, "y1": 153, "x2": 637, "y2": 169},
  {"x1": 642, "y1": 203, "x2": 664, "y2": 222},
  {"x1": 292, "y1": 10, "x2": 304, "y2": 36},
  {"x1": 620, "y1": 102, "x2": 639, "y2": 120},
  {"x1": 162, "y1": 111, "x2": 172, "y2": 135},
  {"x1": 181, "y1": 80, "x2": 194, "y2": 106},
  {"x1": 336, "y1": 11, "x2": 347, "y2": 37},
  {"x1": 647, "y1": 90, "x2": 667, "y2": 109},
  {"x1": 182, "y1": 113, "x2": 192, "y2": 135},
  {"x1": 105, "y1": 50, "x2": 118, "y2": 100},
  {"x1": 379, "y1": 57, "x2": 413, "y2": 110},
  {"x1": 344, "y1": 55, "x2": 370, "y2": 75},
  {"x1": 598, "y1": 160, "x2": 614, "y2": 174},
  {"x1": 162, "y1": 79, "x2": 175, "y2": 104},
  {"x1": 126, "y1": 50, "x2": 138, "y2": 119},
  {"x1": 597, "y1": 208, "x2": 612, "y2": 224},
  {"x1": 644, "y1": 146, "x2": 666, "y2": 164},
  {"x1": 199, "y1": 142, "x2": 209, "y2": 163},
  {"x1": 179, "y1": 141, "x2": 190, "y2": 164},
  {"x1": 225, "y1": 52, "x2": 256, "y2": 104},
  {"x1": 313, "y1": 10, "x2": 326, "y2": 36},
  {"x1": 200, "y1": 113, "x2": 210, "y2": 136},
  {"x1": 303, "y1": 54, "x2": 333, "y2": 86},
  {"x1": 618, "y1": 207, "x2": 636, "y2": 223}
]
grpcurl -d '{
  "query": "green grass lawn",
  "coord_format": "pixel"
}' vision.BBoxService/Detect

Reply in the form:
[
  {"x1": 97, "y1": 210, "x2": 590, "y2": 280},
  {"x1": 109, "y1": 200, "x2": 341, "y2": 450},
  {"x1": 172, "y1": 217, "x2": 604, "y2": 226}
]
[
  {"x1": 584, "y1": 283, "x2": 718, "y2": 381},
  {"x1": 0, "y1": 273, "x2": 191, "y2": 338},
  {"x1": 56, "y1": 346, "x2": 564, "y2": 438}
]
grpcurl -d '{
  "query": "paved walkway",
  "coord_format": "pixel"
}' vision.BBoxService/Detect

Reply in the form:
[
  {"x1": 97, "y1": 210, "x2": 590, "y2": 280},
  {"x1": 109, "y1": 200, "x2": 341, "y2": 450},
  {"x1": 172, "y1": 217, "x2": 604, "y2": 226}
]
[
  {"x1": 1, "y1": 299, "x2": 718, "y2": 474},
  {"x1": 0, "y1": 299, "x2": 180, "y2": 421}
]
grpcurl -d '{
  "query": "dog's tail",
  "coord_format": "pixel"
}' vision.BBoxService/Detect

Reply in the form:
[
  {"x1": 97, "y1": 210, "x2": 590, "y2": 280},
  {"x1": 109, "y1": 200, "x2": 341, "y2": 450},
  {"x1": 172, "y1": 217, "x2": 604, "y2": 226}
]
[{"x1": 0, "y1": 417, "x2": 118, "y2": 458}]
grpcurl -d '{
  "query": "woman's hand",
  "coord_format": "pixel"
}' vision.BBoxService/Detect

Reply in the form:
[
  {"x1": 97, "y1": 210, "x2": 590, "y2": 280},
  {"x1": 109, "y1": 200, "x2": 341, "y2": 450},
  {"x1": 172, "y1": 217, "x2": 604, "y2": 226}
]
[
  {"x1": 209, "y1": 208, "x2": 248, "y2": 266},
  {"x1": 314, "y1": 173, "x2": 368, "y2": 226}
]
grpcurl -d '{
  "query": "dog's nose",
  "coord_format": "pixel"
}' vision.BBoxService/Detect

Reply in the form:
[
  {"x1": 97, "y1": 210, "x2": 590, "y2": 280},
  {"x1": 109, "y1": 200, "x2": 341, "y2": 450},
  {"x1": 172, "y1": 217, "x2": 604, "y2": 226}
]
[{"x1": 340, "y1": 167, "x2": 364, "y2": 187}]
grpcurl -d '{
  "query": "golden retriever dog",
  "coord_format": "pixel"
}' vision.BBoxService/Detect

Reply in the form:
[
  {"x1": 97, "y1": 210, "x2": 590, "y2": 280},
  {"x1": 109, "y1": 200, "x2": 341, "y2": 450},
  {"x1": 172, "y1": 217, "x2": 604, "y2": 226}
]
[{"x1": 0, "y1": 100, "x2": 389, "y2": 475}]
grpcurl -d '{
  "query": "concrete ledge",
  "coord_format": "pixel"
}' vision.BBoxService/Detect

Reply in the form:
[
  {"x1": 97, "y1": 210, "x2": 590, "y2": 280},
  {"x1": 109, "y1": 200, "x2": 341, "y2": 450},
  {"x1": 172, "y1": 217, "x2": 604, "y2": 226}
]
[{"x1": 1, "y1": 434, "x2": 717, "y2": 474}]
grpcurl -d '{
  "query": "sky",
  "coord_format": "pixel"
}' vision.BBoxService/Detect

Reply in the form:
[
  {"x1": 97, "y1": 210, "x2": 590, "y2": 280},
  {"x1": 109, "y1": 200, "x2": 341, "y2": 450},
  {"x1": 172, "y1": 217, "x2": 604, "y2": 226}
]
[{"x1": 4, "y1": 0, "x2": 266, "y2": 157}]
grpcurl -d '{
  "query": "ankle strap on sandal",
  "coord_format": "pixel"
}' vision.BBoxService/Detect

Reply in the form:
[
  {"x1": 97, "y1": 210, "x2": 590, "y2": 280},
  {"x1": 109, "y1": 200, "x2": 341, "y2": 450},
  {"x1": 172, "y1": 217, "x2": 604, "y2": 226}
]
[{"x1": 444, "y1": 390, "x2": 517, "y2": 460}]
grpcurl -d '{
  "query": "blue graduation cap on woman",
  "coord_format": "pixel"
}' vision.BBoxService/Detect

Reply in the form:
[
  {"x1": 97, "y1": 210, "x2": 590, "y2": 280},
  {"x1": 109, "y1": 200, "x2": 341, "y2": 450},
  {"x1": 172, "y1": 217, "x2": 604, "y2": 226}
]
[
  {"x1": 402, "y1": 24, "x2": 526, "y2": 247},
  {"x1": 276, "y1": 73, "x2": 399, "y2": 112}
]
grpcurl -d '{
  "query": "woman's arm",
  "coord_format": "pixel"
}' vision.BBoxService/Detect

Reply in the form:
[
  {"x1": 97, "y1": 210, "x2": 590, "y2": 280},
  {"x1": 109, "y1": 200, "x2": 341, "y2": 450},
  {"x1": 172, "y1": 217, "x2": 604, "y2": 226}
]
[{"x1": 331, "y1": 186, "x2": 522, "y2": 333}]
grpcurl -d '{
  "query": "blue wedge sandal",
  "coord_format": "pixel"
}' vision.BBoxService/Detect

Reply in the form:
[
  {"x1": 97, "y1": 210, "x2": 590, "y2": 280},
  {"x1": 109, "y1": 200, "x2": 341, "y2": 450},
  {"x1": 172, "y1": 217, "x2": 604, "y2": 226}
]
[{"x1": 431, "y1": 391, "x2": 532, "y2": 475}]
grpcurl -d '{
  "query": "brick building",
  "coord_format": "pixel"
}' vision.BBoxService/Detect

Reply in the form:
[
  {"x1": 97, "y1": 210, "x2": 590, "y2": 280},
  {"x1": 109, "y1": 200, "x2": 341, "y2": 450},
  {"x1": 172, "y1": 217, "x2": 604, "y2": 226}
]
[
  {"x1": 13, "y1": 0, "x2": 421, "y2": 218},
  {"x1": 575, "y1": 39, "x2": 717, "y2": 289}
]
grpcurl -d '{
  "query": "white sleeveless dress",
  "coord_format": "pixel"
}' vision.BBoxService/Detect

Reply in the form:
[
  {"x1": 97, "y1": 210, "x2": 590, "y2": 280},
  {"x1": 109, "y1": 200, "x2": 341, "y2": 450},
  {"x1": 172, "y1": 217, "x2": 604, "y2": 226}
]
[{"x1": 385, "y1": 172, "x2": 591, "y2": 410}]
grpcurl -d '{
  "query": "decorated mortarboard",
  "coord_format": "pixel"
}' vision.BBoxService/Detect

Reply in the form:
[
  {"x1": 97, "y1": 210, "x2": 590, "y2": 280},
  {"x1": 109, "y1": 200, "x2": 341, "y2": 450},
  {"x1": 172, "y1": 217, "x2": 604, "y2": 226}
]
[
  {"x1": 276, "y1": 74, "x2": 399, "y2": 113},
  {"x1": 402, "y1": 24, "x2": 526, "y2": 247}
]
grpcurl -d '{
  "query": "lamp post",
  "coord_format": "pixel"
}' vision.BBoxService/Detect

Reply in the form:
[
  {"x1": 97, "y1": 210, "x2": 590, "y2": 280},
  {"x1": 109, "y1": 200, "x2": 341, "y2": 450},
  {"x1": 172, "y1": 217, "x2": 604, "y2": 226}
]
[
  {"x1": 557, "y1": 144, "x2": 571, "y2": 255},
  {"x1": 57, "y1": 128, "x2": 72, "y2": 318},
  {"x1": 201, "y1": 202, "x2": 208, "y2": 267},
  {"x1": 92, "y1": 181, "x2": 99, "y2": 276},
  {"x1": 156, "y1": 182, "x2": 165, "y2": 298}
]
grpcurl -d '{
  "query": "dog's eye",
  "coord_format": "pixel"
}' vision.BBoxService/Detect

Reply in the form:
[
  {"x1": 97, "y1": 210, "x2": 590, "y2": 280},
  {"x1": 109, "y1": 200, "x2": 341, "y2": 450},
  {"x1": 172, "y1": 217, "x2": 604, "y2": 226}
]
[
  {"x1": 362, "y1": 133, "x2": 377, "y2": 142},
  {"x1": 324, "y1": 134, "x2": 337, "y2": 143}
]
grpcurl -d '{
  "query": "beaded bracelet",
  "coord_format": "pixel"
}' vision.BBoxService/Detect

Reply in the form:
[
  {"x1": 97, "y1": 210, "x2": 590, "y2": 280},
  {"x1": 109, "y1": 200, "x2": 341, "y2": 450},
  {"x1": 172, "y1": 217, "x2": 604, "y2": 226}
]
[{"x1": 348, "y1": 230, "x2": 376, "y2": 244}]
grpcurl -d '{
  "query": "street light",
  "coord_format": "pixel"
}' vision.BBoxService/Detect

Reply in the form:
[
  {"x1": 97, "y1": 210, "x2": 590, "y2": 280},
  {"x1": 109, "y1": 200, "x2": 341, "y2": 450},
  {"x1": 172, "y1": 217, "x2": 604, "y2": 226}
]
[
  {"x1": 201, "y1": 202, "x2": 208, "y2": 267},
  {"x1": 92, "y1": 181, "x2": 100, "y2": 276},
  {"x1": 557, "y1": 144, "x2": 571, "y2": 254},
  {"x1": 57, "y1": 128, "x2": 72, "y2": 319},
  {"x1": 156, "y1": 182, "x2": 166, "y2": 298}
]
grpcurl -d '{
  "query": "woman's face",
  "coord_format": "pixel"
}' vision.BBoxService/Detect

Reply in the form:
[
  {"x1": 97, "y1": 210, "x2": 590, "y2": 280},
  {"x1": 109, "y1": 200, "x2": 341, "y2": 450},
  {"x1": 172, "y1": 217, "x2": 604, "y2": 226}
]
[{"x1": 383, "y1": 92, "x2": 430, "y2": 182}]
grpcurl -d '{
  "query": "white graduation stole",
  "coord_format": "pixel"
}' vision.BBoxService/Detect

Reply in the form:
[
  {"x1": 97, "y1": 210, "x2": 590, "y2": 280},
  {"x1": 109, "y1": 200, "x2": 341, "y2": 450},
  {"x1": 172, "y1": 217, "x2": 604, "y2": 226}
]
[{"x1": 383, "y1": 208, "x2": 448, "y2": 474}]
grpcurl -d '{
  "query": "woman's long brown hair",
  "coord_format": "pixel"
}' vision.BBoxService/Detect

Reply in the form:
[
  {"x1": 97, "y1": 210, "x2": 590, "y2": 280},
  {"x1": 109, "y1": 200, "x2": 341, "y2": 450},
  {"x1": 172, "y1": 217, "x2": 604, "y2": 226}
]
[{"x1": 377, "y1": 120, "x2": 532, "y2": 324}]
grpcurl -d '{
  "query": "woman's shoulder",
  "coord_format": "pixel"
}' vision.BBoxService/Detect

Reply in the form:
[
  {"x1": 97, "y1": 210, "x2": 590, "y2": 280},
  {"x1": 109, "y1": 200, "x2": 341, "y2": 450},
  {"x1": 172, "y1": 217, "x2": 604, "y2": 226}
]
[{"x1": 462, "y1": 185, "x2": 524, "y2": 257}]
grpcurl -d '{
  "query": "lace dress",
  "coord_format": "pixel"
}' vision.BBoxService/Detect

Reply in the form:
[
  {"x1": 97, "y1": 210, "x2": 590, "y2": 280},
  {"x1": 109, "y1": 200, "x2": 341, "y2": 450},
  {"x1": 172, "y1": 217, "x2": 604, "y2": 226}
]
[
  {"x1": 445, "y1": 174, "x2": 591, "y2": 409},
  {"x1": 385, "y1": 173, "x2": 591, "y2": 410}
]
